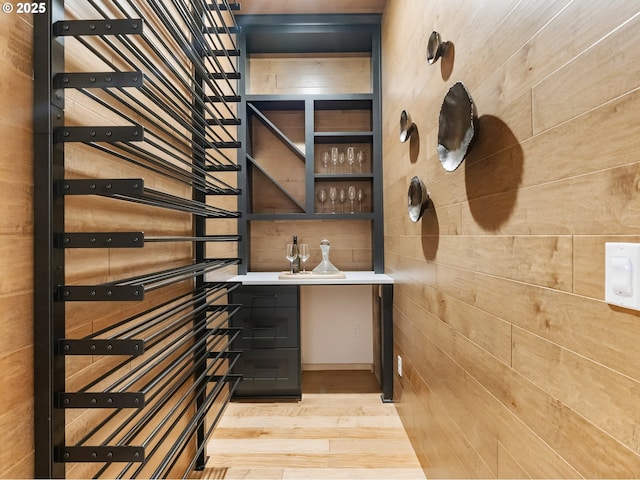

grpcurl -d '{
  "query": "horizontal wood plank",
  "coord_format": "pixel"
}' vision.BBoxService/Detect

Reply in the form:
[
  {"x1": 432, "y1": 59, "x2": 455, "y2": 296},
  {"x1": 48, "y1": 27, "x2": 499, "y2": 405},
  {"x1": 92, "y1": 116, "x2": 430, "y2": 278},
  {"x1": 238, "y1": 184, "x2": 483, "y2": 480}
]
[
  {"x1": 532, "y1": 12, "x2": 640, "y2": 133},
  {"x1": 204, "y1": 391, "x2": 425, "y2": 479}
]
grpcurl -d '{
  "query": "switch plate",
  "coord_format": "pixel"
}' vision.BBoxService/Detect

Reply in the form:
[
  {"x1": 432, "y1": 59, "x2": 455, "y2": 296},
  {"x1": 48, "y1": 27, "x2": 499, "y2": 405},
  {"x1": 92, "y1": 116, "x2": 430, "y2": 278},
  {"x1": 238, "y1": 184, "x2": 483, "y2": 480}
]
[
  {"x1": 605, "y1": 243, "x2": 640, "y2": 310},
  {"x1": 397, "y1": 355, "x2": 403, "y2": 377}
]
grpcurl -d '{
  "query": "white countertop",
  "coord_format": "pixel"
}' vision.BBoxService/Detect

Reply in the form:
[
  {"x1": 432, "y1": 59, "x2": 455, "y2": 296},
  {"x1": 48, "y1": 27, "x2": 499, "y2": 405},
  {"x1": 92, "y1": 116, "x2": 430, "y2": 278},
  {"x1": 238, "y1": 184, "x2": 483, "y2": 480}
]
[{"x1": 228, "y1": 271, "x2": 394, "y2": 285}]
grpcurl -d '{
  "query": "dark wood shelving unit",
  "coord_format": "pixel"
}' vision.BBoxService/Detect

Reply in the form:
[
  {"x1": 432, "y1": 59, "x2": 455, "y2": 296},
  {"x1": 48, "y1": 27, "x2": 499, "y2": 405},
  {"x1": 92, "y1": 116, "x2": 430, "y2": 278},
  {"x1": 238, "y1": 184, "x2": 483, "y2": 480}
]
[
  {"x1": 236, "y1": 14, "x2": 383, "y2": 274},
  {"x1": 228, "y1": 14, "x2": 385, "y2": 401}
]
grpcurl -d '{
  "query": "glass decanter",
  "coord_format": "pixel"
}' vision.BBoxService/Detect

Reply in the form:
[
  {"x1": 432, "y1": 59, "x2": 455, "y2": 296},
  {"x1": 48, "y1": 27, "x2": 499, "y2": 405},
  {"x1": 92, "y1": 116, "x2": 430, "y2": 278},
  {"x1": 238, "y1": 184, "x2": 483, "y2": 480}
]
[{"x1": 312, "y1": 239, "x2": 340, "y2": 274}]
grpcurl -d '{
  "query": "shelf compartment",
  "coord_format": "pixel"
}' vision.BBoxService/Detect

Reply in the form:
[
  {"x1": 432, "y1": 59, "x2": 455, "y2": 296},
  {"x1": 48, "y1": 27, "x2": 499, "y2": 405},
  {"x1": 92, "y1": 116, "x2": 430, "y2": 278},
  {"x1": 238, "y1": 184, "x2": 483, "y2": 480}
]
[
  {"x1": 314, "y1": 143, "x2": 373, "y2": 174},
  {"x1": 247, "y1": 154, "x2": 305, "y2": 213},
  {"x1": 245, "y1": 50, "x2": 373, "y2": 95},
  {"x1": 246, "y1": 99, "x2": 307, "y2": 215},
  {"x1": 314, "y1": 99, "x2": 373, "y2": 133},
  {"x1": 314, "y1": 178, "x2": 373, "y2": 214},
  {"x1": 248, "y1": 101, "x2": 306, "y2": 160}
]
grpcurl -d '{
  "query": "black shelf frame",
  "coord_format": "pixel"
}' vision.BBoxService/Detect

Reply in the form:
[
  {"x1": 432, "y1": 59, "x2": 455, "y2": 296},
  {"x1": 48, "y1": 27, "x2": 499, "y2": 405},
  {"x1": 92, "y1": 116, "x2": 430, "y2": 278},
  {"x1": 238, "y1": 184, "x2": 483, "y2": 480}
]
[
  {"x1": 236, "y1": 15, "x2": 383, "y2": 274},
  {"x1": 33, "y1": 1, "x2": 242, "y2": 478},
  {"x1": 247, "y1": 102, "x2": 306, "y2": 160},
  {"x1": 244, "y1": 212, "x2": 375, "y2": 221},
  {"x1": 314, "y1": 173, "x2": 374, "y2": 179}
]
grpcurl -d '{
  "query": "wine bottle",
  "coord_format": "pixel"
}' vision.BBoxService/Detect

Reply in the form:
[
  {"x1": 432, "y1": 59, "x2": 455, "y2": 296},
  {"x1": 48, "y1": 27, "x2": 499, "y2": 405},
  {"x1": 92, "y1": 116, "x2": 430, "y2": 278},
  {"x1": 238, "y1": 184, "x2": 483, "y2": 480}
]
[{"x1": 292, "y1": 235, "x2": 300, "y2": 273}]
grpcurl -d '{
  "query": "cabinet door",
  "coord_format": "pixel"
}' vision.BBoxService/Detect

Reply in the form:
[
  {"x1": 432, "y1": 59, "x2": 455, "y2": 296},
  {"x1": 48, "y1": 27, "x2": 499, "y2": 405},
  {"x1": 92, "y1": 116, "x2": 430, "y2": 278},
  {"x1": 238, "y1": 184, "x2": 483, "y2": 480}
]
[
  {"x1": 233, "y1": 348, "x2": 301, "y2": 398},
  {"x1": 231, "y1": 285, "x2": 299, "y2": 308},
  {"x1": 231, "y1": 306, "x2": 299, "y2": 349},
  {"x1": 230, "y1": 285, "x2": 301, "y2": 399},
  {"x1": 230, "y1": 286, "x2": 299, "y2": 349}
]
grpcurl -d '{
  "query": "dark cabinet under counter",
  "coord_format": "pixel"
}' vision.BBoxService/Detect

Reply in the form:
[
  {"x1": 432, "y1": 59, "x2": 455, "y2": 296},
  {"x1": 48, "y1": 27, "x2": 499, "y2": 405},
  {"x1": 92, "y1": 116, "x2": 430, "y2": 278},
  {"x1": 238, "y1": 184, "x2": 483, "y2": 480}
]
[
  {"x1": 232, "y1": 349, "x2": 301, "y2": 398},
  {"x1": 227, "y1": 271, "x2": 395, "y2": 402},
  {"x1": 229, "y1": 285, "x2": 301, "y2": 399}
]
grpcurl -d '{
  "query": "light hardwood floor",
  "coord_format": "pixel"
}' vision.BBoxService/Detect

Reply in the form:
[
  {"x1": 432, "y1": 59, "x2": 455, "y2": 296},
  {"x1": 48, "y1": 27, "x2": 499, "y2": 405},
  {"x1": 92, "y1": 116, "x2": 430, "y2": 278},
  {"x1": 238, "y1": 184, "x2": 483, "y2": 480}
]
[{"x1": 196, "y1": 371, "x2": 426, "y2": 479}]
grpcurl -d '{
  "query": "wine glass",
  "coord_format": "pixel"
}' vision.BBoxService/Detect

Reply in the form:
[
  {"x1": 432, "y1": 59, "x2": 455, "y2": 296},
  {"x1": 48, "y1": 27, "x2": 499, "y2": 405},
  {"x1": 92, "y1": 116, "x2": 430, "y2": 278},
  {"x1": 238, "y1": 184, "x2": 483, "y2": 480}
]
[
  {"x1": 346, "y1": 146, "x2": 355, "y2": 173},
  {"x1": 321, "y1": 151, "x2": 330, "y2": 172},
  {"x1": 348, "y1": 185, "x2": 356, "y2": 213},
  {"x1": 357, "y1": 188, "x2": 364, "y2": 212},
  {"x1": 338, "y1": 188, "x2": 346, "y2": 213},
  {"x1": 299, "y1": 244, "x2": 310, "y2": 273},
  {"x1": 317, "y1": 188, "x2": 327, "y2": 213},
  {"x1": 356, "y1": 149, "x2": 364, "y2": 173},
  {"x1": 285, "y1": 243, "x2": 297, "y2": 273},
  {"x1": 329, "y1": 186, "x2": 337, "y2": 214},
  {"x1": 338, "y1": 152, "x2": 345, "y2": 173},
  {"x1": 331, "y1": 147, "x2": 339, "y2": 173}
]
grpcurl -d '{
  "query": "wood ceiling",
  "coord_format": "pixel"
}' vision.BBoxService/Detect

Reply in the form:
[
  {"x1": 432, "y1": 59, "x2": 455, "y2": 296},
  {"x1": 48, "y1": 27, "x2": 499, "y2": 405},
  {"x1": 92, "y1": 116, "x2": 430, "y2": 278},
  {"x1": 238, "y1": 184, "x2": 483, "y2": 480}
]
[{"x1": 236, "y1": 0, "x2": 386, "y2": 15}]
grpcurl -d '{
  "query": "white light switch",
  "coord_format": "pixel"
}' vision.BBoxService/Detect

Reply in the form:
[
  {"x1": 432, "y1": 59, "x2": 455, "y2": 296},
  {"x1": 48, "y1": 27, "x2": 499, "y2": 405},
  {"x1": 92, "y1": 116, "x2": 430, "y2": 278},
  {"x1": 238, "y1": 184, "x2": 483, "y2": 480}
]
[
  {"x1": 611, "y1": 256, "x2": 632, "y2": 296},
  {"x1": 605, "y1": 243, "x2": 640, "y2": 310}
]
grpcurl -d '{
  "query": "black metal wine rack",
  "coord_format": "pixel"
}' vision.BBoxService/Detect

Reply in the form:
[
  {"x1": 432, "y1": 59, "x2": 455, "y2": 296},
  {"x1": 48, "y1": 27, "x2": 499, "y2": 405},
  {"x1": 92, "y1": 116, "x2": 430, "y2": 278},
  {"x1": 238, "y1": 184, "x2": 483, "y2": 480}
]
[{"x1": 34, "y1": 1, "x2": 243, "y2": 478}]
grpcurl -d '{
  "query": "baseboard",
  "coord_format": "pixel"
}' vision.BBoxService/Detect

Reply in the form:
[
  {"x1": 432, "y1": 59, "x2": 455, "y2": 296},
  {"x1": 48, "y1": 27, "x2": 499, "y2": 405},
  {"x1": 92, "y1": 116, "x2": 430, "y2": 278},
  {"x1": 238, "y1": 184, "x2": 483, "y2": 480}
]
[{"x1": 302, "y1": 363, "x2": 373, "y2": 371}]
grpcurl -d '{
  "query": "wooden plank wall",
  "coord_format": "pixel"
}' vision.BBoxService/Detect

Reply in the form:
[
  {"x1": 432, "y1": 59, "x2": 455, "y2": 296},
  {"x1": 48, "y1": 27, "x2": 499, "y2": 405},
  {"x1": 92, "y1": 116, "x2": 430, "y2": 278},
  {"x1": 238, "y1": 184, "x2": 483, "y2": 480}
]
[
  {"x1": 0, "y1": 8, "x2": 35, "y2": 479},
  {"x1": 248, "y1": 54, "x2": 372, "y2": 95},
  {"x1": 250, "y1": 220, "x2": 372, "y2": 272},
  {"x1": 381, "y1": 0, "x2": 640, "y2": 477}
]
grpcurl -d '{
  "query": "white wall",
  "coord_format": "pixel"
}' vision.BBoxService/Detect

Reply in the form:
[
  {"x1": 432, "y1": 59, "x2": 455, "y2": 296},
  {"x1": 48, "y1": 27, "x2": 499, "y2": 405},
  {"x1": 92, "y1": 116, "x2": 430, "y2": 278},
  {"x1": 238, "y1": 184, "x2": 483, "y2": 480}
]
[{"x1": 300, "y1": 285, "x2": 373, "y2": 368}]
